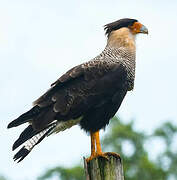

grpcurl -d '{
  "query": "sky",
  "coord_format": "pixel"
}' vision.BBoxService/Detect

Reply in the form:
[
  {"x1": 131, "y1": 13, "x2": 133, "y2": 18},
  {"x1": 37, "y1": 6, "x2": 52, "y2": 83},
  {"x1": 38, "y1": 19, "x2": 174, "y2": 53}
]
[{"x1": 1, "y1": 0, "x2": 177, "y2": 179}]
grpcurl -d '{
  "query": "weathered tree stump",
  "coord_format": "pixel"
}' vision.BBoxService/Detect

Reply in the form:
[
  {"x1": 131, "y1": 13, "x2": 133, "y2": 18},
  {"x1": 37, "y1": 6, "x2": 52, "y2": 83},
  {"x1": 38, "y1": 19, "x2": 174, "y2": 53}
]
[{"x1": 84, "y1": 153, "x2": 124, "y2": 180}]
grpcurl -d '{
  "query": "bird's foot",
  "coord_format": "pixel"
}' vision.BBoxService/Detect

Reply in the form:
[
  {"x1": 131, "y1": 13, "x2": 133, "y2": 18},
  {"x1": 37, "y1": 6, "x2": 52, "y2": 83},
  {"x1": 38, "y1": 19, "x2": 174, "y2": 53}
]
[{"x1": 86, "y1": 152, "x2": 109, "y2": 163}]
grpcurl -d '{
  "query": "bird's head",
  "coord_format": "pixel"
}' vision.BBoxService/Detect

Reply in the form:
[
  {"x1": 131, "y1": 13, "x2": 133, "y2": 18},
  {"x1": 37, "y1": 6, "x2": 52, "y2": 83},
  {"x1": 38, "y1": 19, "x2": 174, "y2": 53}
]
[
  {"x1": 104, "y1": 18, "x2": 148, "y2": 37},
  {"x1": 104, "y1": 18, "x2": 148, "y2": 49}
]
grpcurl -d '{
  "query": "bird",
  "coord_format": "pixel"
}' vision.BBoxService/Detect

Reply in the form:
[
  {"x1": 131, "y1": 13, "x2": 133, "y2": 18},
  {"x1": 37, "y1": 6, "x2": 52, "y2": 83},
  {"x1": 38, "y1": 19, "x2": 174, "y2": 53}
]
[{"x1": 7, "y1": 18, "x2": 148, "y2": 163}]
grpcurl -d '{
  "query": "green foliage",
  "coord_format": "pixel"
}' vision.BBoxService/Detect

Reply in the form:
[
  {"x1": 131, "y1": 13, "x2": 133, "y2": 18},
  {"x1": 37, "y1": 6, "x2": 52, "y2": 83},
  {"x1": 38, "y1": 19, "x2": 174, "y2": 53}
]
[
  {"x1": 38, "y1": 117, "x2": 177, "y2": 180},
  {"x1": 153, "y1": 122, "x2": 177, "y2": 178},
  {"x1": 0, "y1": 175, "x2": 8, "y2": 180},
  {"x1": 103, "y1": 117, "x2": 169, "y2": 180},
  {"x1": 38, "y1": 165, "x2": 84, "y2": 180}
]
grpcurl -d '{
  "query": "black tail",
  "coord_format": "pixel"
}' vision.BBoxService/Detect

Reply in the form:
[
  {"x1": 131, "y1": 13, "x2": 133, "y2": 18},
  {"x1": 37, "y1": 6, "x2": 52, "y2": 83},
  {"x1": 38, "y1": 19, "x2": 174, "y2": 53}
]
[
  {"x1": 13, "y1": 122, "x2": 57, "y2": 163},
  {"x1": 12, "y1": 125, "x2": 39, "y2": 151},
  {"x1": 7, "y1": 106, "x2": 41, "y2": 128}
]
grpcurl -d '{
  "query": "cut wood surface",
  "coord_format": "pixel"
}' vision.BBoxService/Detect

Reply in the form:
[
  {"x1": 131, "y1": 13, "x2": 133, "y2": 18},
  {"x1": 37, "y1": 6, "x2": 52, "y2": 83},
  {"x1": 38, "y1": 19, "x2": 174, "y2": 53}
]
[{"x1": 84, "y1": 153, "x2": 124, "y2": 180}]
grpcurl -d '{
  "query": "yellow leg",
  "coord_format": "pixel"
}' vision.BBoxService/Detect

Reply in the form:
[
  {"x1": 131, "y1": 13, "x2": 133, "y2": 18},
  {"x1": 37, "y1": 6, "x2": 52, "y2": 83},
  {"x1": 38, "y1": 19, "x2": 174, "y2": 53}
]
[
  {"x1": 86, "y1": 132, "x2": 96, "y2": 162},
  {"x1": 91, "y1": 132, "x2": 96, "y2": 155},
  {"x1": 95, "y1": 131, "x2": 108, "y2": 158},
  {"x1": 95, "y1": 131, "x2": 121, "y2": 159},
  {"x1": 95, "y1": 131, "x2": 102, "y2": 153},
  {"x1": 86, "y1": 131, "x2": 108, "y2": 162}
]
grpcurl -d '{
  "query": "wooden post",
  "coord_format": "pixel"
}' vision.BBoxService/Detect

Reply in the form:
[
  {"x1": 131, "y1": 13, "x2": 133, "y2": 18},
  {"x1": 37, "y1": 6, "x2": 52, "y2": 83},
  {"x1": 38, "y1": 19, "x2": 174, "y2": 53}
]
[{"x1": 84, "y1": 153, "x2": 124, "y2": 180}]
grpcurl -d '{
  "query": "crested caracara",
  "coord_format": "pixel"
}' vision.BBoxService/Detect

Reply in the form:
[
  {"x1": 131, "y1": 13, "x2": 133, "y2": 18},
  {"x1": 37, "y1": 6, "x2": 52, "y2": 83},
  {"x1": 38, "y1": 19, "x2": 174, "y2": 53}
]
[{"x1": 7, "y1": 18, "x2": 148, "y2": 162}]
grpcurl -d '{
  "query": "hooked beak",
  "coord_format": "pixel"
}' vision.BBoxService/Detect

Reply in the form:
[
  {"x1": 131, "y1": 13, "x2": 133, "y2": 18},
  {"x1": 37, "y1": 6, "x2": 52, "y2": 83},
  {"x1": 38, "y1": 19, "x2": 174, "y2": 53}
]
[{"x1": 140, "y1": 25, "x2": 148, "y2": 34}]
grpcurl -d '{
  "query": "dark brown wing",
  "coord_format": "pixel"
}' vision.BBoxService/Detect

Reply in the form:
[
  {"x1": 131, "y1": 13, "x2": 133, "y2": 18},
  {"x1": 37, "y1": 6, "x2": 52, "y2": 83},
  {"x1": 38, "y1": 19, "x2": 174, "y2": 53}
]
[
  {"x1": 51, "y1": 60, "x2": 120, "y2": 85},
  {"x1": 51, "y1": 65, "x2": 84, "y2": 86},
  {"x1": 33, "y1": 60, "x2": 124, "y2": 106},
  {"x1": 32, "y1": 60, "x2": 127, "y2": 130}
]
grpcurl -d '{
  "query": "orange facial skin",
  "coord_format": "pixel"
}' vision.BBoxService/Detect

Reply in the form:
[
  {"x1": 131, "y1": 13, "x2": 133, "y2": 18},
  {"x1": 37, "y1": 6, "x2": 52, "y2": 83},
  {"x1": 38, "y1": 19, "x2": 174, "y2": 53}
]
[{"x1": 129, "y1": 22, "x2": 143, "y2": 34}]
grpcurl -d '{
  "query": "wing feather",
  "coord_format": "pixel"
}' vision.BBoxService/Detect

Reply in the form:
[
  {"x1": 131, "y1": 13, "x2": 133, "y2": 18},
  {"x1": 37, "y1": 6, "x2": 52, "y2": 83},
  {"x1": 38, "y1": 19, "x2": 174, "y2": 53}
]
[{"x1": 32, "y1": 59, "x2": 126, "y2": 130}]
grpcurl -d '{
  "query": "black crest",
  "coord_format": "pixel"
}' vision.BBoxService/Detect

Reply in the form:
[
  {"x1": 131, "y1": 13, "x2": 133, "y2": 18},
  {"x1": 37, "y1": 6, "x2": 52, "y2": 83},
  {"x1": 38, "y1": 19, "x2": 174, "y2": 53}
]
[{"x1": 104, "y1": 18, "x2": 138, "y2": 37}]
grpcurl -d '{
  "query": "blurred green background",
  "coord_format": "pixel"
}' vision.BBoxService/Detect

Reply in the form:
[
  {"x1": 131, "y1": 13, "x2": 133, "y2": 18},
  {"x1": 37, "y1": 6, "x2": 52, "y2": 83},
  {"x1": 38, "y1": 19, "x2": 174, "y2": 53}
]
[{"x1": 2, "y1": 117, "x2": 177, "y2": 180}]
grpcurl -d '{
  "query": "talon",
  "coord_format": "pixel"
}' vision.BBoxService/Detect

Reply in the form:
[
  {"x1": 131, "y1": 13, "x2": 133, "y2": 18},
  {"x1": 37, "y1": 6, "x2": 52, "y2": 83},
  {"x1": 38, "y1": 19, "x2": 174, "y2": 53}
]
[
  {"x1": 86, "y1": 153, "x2": 96, "y2": 162},
  {"x1": 87, "y1": 131, "x2": 114, "y2": 163}
]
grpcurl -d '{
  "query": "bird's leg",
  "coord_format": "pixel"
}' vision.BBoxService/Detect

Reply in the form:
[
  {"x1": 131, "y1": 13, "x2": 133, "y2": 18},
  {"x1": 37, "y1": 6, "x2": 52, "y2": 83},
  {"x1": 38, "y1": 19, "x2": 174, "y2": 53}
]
[
  {"x1": 86, "y1": 131, "x2": 108, "y2": 162},
  {"x1": 95, "y1": 130, "x2": 102, "y2": 153},
  {"x1": 95, "y1": 131, "x2": 108, "y2": 159},
  {"x1": 95, "y1": 131, "x2": 121, "y2": 159},
  {"x1": 86, "y1": 132, "x2": 96, "y2": 162},
  {"x1": 95, "y1": 131, "x2": 121, "y2": 158},
  {"x1": 91, "y1": 132, "x2": 96, "y2": 156}
]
